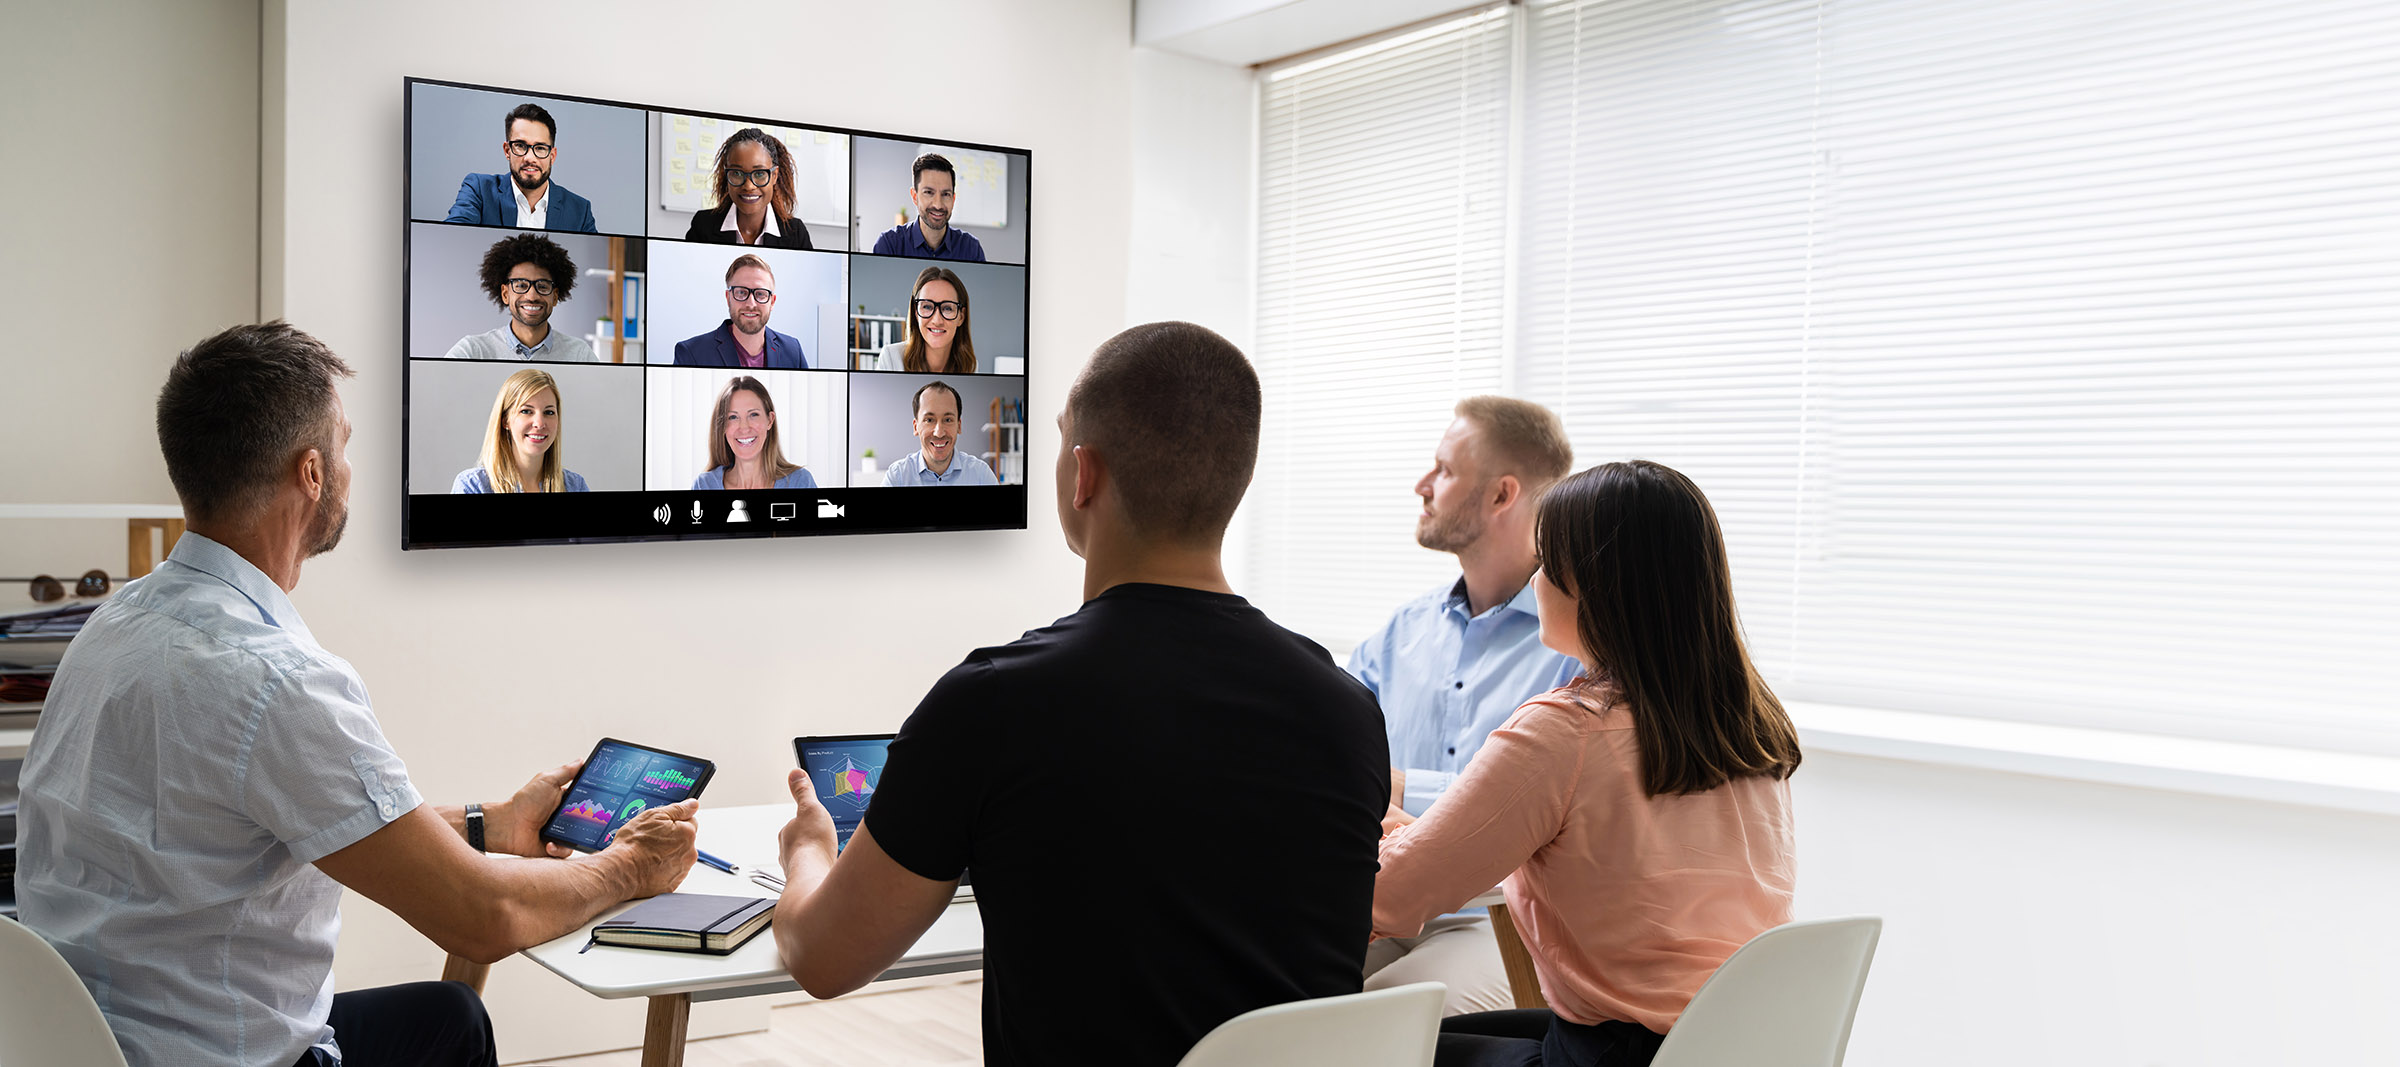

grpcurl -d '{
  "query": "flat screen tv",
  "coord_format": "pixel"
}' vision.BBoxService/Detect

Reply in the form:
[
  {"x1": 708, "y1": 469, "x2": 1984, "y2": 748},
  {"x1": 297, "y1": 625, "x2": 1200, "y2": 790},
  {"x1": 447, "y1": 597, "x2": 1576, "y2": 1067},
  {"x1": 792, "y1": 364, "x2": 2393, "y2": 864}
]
[{"x1": 402, "y1": 77, "x2": 1031, "y2": 549}]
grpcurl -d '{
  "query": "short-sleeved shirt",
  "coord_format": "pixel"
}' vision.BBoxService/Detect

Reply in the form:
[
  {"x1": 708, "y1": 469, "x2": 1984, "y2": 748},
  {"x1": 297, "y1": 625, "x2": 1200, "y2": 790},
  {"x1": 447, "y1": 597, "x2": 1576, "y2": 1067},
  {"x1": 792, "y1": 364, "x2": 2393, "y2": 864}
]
[
  {"x1": 451, "y1": 465, "x2": 590, "y2": 493},
  {"x1": 16, "y1": 533, "x2": 421, "y2": 1067},
  {"x1": 442, "y1": 323, "x2": 599, "y2": 362},
  {"x1": 864, "y1": 583, "x2": 1388, "y2": 1067},
  {"x1": 881, "y1": 450, "x2": 999, "y2": 486},
  {"x1": 871, "y1": 222, "x2": 987, "y2": 261},
  {"x1": 1346, "y1": 577, "x2": 1581, "y2": 815}
]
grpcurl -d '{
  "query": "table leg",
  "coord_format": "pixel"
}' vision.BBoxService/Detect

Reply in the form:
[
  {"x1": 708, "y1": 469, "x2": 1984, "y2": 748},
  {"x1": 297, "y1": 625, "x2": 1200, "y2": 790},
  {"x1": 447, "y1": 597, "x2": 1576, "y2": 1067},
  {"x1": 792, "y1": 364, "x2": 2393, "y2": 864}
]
[
  {"x1": 440, "y1": 953, "x2": 491, "y2": 995},
  {"x1": 641, "y1": 993, "x2": 691, "y2": 1067}
]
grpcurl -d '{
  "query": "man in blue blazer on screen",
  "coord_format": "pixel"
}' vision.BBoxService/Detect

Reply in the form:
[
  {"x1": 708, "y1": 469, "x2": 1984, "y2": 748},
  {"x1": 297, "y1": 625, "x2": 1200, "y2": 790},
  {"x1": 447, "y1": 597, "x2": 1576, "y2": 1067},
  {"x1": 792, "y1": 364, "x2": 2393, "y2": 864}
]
[
  {"x1": 673, "y1": 254, "x2": 811, "y2": 369},
  {"x1": 444, "y1": 103, "x2": 599, "y2": 233}
]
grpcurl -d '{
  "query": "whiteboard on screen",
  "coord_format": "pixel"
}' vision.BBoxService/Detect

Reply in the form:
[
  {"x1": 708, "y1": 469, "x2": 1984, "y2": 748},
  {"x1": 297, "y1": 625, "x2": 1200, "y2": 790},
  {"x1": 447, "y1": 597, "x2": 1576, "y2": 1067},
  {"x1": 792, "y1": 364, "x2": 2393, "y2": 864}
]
[{"x1": 656, "y1": 113, "x2": 847, "y2": 227}]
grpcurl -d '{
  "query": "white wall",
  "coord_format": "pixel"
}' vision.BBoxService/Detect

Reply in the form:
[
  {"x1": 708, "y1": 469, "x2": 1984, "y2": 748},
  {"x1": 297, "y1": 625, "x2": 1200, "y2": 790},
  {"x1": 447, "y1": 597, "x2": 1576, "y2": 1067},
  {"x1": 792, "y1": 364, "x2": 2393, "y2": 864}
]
[
  {"x1": 0, "y1": 0, "x2": 258, "y2": 577},
  {"x1": 270, "y1": 1, "x2": 1129, "y2": 1059}
]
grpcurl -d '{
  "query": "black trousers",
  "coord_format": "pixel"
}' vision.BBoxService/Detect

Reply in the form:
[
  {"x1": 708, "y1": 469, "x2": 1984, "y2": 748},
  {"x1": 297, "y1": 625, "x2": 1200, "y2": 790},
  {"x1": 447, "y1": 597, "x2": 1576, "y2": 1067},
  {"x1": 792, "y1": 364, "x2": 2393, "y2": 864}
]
[
  {"x1": 290, "y1": 981, "x2": 498, "y2": 1067},
  {"x1": 1435, "y1": 1008, "x2": 1667, "y2": 1067}
]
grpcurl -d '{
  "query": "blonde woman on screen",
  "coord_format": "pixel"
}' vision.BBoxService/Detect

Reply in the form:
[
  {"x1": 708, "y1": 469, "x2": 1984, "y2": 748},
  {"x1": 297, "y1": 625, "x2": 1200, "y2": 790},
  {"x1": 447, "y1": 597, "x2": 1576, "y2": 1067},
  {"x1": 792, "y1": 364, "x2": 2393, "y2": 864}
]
[
  {"x1": 453, "y1": 367, "x2": 589, "y2": 492},
  {"x1": 693, "y1": 375, "x2": 818, "y2": 490},
  {"x1": 872, "y1": 266, "x2": 977, "y2": 374}
]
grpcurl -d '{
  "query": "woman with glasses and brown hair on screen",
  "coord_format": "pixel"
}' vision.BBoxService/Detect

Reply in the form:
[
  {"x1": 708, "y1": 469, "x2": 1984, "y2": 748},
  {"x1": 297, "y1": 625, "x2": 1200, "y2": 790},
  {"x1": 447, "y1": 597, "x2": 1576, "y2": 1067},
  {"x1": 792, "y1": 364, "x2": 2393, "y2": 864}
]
[
  {"x1": 692, "y1": 375, "x2": 818, "y2": 490},
  {"x1": 1371, "y1": 460, "x2": 1802, "y2": 1067},
  {"x1": 683, "y1": 127, "x2": 814, "y2": 249},
  {"x1": 871, "y1": 266, "x2": 978, "y2": 373},
  {"x1": 452, "y1": 367, "x2": 590, "y2": 493}
]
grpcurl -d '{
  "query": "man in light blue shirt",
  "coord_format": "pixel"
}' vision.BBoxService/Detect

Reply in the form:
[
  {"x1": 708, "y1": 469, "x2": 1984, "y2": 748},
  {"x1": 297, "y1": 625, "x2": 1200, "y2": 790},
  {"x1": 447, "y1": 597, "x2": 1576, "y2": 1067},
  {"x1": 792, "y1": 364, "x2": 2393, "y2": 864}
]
[
  {"x1": 884, "y1": 379, "x2": 1001, "y2": 486},
  {"x1": 1347, "y1": 396, "x2": 1577, "y2": 1016},
  {"x1": 17, "y1": 322, "x2": 697, "y2": 1067}
]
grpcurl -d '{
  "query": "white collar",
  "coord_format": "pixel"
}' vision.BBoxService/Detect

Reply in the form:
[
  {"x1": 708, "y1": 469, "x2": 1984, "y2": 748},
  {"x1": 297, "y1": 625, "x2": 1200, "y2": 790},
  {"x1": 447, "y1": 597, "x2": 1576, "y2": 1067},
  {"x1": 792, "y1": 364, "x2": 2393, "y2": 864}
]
[{"x1": 719, "y1": 199, "x2": 781, "y2": 242}]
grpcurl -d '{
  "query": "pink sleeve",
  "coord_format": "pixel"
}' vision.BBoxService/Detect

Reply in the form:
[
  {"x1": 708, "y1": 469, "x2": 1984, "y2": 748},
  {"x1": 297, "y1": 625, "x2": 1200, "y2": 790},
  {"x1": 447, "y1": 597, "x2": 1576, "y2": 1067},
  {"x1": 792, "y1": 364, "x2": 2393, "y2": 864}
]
[{"x1": 1371, "y1": 700, "x2": 1582, "y2": 939}]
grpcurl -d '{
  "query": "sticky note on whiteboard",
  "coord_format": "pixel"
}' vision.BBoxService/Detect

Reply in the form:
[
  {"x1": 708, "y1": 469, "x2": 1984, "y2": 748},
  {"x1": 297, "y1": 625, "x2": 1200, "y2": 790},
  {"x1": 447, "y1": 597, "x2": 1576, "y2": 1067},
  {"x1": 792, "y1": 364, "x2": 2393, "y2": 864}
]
[
  {"x1": 674, "y1": 114, "x2": 691, "y2": 132},
  {"x1": 676, "y1": 138, "x2": 691, "y2": 155},
  {"x1": 672, "y1": 177, "x2": 686, "y2": 195}
]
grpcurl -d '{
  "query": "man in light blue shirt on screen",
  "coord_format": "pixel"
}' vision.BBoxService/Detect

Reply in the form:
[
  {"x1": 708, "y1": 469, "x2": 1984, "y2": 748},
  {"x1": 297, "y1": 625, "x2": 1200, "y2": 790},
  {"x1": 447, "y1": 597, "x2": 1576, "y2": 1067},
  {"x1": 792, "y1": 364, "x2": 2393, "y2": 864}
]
[
  {"x1": 1347, "y1": 396, "x2": 1578, "y2": 1017},
  {"x1": 884, "y1": 379, "x2": 1001, "y2": 486},
  {"x1": 16, "y1": 322, "x2": 696, "y2": 1067}
]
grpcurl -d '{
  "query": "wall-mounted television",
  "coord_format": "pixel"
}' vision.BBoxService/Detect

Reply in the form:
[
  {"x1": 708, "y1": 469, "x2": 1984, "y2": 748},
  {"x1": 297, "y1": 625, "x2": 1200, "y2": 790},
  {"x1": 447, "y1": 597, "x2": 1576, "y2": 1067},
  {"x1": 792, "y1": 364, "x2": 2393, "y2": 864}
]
[{"x1": 401, "y1": 77, "x2": 1031, "y2": 549}]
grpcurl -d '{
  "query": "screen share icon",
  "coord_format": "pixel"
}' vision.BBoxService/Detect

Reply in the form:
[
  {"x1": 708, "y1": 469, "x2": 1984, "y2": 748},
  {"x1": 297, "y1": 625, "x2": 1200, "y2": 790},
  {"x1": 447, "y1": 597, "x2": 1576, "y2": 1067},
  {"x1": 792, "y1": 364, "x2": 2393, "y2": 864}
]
[{"x1": 770, "y1": 502, "x2": 797, "y2": 521}]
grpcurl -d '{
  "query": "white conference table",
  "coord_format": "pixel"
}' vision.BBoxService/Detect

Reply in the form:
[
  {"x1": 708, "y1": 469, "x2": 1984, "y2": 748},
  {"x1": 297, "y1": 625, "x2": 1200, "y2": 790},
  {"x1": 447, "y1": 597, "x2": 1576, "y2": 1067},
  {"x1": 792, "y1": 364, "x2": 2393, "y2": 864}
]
[
  {"x1": 516, "y1": 804, "x2": 983, "y2": 1067},
  {"x1": 505, "y1": 804, "x2": 1509, "y2": 1067}
]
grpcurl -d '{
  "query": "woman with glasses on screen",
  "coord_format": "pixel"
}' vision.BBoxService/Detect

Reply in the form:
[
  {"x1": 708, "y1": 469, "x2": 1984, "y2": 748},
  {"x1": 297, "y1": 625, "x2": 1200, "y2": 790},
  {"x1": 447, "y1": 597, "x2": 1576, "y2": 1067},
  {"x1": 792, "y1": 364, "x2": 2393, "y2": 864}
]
[
  {"x1": 683, "y1": 128, "x2": 814, "y2": 249},
  {"x1": 871, "y1": 266, "x2": 978, "y2": 374},
  {"x1": 1371, "y1": 461, "x2": 1801, "y2": 1067},
  {"x1": 453, "y1": 368, "x2": 590, "y2": 493},
  {"x1": 692, "y1": 375, "x2": 818, "y2": 490}
]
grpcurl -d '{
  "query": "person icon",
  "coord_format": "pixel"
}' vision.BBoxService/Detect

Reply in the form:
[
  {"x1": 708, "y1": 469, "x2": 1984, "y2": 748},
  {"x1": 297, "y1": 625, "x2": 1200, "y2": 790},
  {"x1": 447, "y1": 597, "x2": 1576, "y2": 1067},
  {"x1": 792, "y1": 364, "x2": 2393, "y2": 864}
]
[{"x1": 728, "y1": 500, "x2": 752, "y2": 522}]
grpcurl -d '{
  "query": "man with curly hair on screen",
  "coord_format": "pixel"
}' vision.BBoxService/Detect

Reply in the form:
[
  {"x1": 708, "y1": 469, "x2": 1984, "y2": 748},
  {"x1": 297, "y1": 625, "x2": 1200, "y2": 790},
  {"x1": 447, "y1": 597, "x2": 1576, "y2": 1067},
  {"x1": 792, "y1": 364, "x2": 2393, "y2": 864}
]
[{"x1": 442, "y1": 233, "x2": 598, "y2": 362}]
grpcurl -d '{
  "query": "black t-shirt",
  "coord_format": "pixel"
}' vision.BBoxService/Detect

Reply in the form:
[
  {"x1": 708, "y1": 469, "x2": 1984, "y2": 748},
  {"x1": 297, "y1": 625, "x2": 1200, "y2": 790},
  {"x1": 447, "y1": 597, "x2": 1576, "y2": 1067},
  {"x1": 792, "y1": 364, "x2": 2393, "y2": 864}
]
[{"x1": 865, "y1": 582, "x2": 1389, "y2": 1067}]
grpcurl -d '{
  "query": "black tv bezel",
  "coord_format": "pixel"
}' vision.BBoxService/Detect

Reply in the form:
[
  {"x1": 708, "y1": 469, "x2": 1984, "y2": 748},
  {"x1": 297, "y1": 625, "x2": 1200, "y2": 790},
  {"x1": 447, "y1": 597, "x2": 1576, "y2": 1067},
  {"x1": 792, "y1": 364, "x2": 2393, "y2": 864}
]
[{"x1": 400, "y1": 75, "x2": 1033, "y2": 550}]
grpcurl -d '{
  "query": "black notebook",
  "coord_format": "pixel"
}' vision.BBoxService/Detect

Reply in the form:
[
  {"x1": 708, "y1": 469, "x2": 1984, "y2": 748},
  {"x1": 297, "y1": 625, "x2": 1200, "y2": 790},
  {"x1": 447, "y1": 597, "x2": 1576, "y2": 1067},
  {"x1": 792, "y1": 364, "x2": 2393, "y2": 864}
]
[{"x1": 585, "y1": 893, "x2": 774, "y2": 955}]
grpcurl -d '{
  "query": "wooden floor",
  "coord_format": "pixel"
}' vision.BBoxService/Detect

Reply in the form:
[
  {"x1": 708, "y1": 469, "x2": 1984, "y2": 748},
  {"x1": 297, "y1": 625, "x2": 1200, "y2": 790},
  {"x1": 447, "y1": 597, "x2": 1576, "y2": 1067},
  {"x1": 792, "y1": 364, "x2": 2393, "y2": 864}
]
[{"x1": 533, "y1": 976, "x2": 983, "y2": 1067}]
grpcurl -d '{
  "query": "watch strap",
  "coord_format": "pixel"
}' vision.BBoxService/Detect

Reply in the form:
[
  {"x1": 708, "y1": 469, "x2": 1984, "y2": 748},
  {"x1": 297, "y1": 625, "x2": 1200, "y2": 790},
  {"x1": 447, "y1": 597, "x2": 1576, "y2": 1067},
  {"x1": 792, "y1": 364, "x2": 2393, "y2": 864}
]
[{"x1": 465, "y1": 802, "x2": 486, "y2": 853}]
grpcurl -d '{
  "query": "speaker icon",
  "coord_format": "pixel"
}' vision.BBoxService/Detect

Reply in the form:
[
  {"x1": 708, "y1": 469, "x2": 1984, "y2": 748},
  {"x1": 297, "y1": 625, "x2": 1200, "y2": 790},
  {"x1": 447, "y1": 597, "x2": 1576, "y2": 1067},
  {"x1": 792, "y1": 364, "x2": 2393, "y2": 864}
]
[{"x1": 652, "y1": 503, "x2": 673, "y2": 526}]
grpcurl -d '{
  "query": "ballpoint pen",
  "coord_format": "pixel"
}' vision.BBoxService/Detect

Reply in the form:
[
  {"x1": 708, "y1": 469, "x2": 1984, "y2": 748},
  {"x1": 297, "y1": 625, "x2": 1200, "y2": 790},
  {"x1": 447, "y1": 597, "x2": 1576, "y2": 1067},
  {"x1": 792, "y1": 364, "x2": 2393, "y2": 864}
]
[{"x1": 695, "y1": 849, "x2": 738, "y2": 875}]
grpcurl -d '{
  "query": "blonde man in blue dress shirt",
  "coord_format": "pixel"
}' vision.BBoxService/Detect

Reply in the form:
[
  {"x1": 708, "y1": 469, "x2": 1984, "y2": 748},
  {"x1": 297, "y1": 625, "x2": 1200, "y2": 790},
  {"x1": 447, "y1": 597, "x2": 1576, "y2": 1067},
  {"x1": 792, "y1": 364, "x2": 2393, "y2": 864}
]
[
  {"x1": 16, "y1": 322, "x2": 697, "y2": 1067},
  {"x1": 1347, "y1": 396, "x2": 1579, "y2": 1016}
]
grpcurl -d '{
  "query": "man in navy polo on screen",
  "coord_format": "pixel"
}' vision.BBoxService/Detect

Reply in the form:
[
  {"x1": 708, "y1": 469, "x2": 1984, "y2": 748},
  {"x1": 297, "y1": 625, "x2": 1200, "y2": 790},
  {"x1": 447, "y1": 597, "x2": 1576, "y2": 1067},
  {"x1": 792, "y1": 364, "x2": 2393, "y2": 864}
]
[
  {"x1": 870, "y1": 154, "x2": 986, "y2": 262},
  {"x1": 445, "y1": 103, "x2": 599, "y2": 233},
  {"x1": 672, "y1": 254, "x2": 810, "y2": 369}
]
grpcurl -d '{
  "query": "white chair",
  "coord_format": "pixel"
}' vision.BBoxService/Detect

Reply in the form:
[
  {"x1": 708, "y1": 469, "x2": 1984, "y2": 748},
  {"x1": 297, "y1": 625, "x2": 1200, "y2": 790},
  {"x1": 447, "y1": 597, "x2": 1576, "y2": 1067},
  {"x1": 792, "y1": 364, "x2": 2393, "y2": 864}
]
[
  {"x1": 0, "y1": 915, "x2": 130, "y2": 1067},
  {"x1": 1177, "y1": 981, "x2": 1446, "y2": 1067},
  {"x1": 1651, "y1": 916, "x2": 1883, "y2": 1067}
]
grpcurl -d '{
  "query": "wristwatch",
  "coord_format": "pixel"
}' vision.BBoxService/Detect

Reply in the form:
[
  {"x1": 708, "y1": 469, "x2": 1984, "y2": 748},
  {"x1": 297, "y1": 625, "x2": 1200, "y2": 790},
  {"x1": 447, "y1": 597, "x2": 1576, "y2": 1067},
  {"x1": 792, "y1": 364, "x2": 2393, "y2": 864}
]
[{"x1": 465, "y1": 802, "x2": 487, "y2": 853}]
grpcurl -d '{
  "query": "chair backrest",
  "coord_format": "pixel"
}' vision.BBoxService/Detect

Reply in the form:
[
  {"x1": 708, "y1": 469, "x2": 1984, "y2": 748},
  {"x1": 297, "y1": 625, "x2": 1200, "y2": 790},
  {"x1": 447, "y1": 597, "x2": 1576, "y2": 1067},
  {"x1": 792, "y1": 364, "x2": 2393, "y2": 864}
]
[
  {"x1": 1176, "y1": 981, "x2": 1445, "y2": 1067},
  {"x1": 1651, "y1": 916, "x2": 1883, "y2": 1067},
  {"x1": 0, "y1": 915, "x2": 131, "y2": 1067}
]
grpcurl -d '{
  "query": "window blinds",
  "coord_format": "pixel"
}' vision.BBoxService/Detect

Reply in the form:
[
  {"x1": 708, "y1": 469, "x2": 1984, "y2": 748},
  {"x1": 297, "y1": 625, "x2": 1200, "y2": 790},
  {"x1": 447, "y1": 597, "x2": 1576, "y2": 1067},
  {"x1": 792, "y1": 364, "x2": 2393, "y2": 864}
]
[
  {"x1": 1249, "y1": 9, "x2": 1516, "y2": 644},
  {"x1": 1253, "y1": 0, "x2": 2400, "y2": 753}
]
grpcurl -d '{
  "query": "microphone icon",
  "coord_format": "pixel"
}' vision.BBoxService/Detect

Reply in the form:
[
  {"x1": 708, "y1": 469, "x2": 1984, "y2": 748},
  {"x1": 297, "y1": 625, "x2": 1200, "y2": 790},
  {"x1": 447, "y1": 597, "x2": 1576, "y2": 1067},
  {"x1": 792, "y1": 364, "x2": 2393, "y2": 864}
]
[{"x1": 689, "y1": 499, "x2": 704, "y2": 524}]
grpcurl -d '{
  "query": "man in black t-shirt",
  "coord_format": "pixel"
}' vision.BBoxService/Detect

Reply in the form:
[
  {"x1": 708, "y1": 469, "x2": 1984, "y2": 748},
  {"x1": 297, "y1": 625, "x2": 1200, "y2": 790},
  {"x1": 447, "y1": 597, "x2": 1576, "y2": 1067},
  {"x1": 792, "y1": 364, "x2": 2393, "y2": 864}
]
[{"x1": 770, "y1": 322, "x2": 1389, "y2": 1066}]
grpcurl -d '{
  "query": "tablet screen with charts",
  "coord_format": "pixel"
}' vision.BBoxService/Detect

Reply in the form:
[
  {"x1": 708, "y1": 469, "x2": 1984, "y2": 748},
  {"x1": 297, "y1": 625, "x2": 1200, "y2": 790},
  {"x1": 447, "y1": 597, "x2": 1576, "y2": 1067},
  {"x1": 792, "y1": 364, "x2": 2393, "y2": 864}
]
[
  {"x1": 540, "y1": 737, "x2": 715, "y2": 853},
  {"x1": 793, "y1": 734, "x2": 892, "y2": 855}
]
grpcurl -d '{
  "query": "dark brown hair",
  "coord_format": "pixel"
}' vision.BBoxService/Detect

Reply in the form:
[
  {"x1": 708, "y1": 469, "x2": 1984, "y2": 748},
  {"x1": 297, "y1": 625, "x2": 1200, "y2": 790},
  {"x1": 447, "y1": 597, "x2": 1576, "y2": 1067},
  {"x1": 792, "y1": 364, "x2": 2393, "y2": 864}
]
[
  {"x1": 1064, "y1": 322, "x2": 1260, "y2": 544},
  {"x1": 901, "y1": 267, "x2": 975, "y2": 373},
  {"x1": 711, "y1": 127, "x2": 797, "y2": 221},
  {"x1": 156, "y1": 321, "x2": 355, "y2": 521},
  {"x1": 1535, "y1": 460, "x2": 1802, "y2": 796}
]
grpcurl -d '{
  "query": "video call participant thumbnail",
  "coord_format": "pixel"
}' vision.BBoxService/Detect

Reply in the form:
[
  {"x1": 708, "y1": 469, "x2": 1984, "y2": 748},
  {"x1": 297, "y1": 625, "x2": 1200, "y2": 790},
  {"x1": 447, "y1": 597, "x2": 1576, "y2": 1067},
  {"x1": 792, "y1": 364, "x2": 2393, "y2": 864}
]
[
  {"x1": 870, "y1": 154, "x2": 986, "y2": 262},
  {"x1": 443, "y1": 233, "x2": 598, "y2": 362},
  {"x1": 871, "y1": 267, "x2": 976, "y2": 373},
  {"x1": 444, "y1": 103, "x2": 599, "y2": 233},
  {"x1": 693, "y1": 375, "x2": 818, "y2": 490},
  {"x1": 769, "y1": 322, "x2": 1389, "y2": 1067},
  {"x1": 883, "y1": 380, "x2": 997, "y2": 486},
  {"x1": 683, "y1": 128, "x2": 813, "y2": 249},
  {"x1": 452, "y1": 368, "x2": 589, "y2": 493},
  {"x1": 672, "y1": 254, "x2": 808, "y2": 369}
]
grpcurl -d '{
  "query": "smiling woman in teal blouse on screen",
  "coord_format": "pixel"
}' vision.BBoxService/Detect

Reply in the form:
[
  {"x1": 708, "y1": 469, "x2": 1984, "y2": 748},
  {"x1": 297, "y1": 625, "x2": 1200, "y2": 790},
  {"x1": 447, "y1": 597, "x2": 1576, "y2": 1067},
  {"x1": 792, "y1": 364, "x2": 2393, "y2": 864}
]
[{"x1": 693, "y1": 375, "x2": 817, "y2": 490}]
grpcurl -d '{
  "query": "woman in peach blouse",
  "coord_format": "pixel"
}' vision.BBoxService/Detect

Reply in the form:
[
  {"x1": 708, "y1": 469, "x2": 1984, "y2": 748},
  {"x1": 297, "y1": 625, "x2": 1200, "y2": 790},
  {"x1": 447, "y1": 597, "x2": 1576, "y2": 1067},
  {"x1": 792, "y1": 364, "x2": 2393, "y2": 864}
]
[{"x1": 1372, "y1": 460, "x2": 1804, "y2": 1067}]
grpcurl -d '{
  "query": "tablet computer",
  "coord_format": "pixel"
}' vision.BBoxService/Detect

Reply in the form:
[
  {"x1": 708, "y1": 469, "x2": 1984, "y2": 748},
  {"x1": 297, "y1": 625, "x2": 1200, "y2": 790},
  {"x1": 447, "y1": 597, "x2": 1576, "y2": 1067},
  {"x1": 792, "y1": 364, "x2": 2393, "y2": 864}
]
[
  {"x1": 793, "y1": 733, "x2": 973, "y2": 895},
  {"x1": 539, "y1": 737, "x2": 716, "y2": 853}
]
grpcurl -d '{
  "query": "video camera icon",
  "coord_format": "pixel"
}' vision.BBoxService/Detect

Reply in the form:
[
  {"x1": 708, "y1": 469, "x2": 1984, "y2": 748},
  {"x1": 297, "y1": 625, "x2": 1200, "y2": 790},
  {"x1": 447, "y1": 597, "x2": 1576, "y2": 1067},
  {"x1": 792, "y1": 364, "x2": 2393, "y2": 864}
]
[{"x1": 817, "y1": 499, "x2": 846, "y2": 519}]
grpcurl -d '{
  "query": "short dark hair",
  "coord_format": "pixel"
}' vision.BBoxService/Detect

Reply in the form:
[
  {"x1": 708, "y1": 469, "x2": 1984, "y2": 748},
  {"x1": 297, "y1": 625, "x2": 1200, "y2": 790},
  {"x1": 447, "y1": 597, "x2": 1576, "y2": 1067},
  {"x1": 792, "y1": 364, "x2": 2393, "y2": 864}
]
[
  {"x1": 504, "y1": 103, "x2": 556, "y2": 142},
  {"x1": 156, "y1": 321, "x2": 355, "y2": 522},
  {"x1": 912, "y1": 379, "x2": 962, "y2": 420},
  {"x1": 1064, "y1": 322, "x2": 1260, "y2": 543},
  {"x1": 1534, "y1": 461, "x2": 1803, "y2": 796},
  {"x1": 478, "y1": 233, "x2": 577, "y2": 306},
  {"x1": 910, "y1": 153, "x2": 956, "y2": 185}
]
